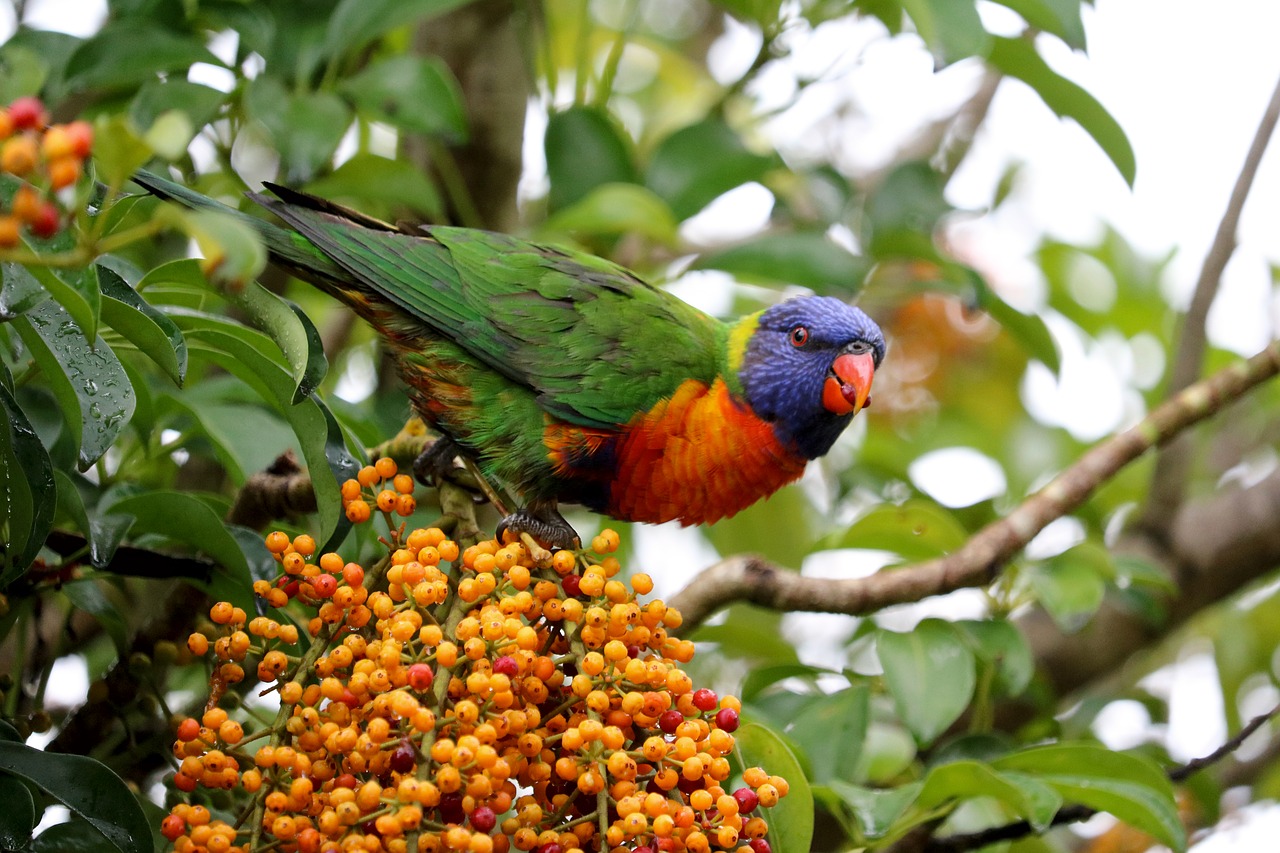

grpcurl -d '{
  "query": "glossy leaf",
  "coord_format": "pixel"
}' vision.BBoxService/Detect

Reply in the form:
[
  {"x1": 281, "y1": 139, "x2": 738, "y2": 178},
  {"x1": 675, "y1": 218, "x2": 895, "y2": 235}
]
[
  {"x1": 543, "y1": 183, "x2": 679, "y2": 245},
  {"x1": 646, "y1": 118, "x2": 777, "y2": 220},
  {"x1": 64, "y1": 21, "x2": 222, "y2": 91},
  {"x1": 545, "y1": 105, "x2": 637, "y2": 213},
  {"x1": 341, "y1": 55, "x2": 467, "y2": 140},
  {"x1": 956, "y1": 619, "x2": 1035, "y2": 697},
  {"x1": 990, "y1": 0, "x2": 1086, "y2": 49},
  {"x1": 878, "y1": 619, "x2": 976, "y2": 744},
  {"x1": 305, "y1": 154, "x2": 443, "y2": 218},
  {"x1": 0, "y1": 378, "x2": 55, "y2": 586},
  {"x1": 0, "y1": 261, "x2": 48, "y2": 318},
  {"x1": 0, "y1": 740, "x2": 151, "y2": 853},
  {"x1": 736, "y1": 723, "x2": 813, "y2": 853},
  {"x1": 900, "y1": 0, "x2": 987, "y2": 65},
  {"x1": 694, "y1": 232, "x2": 869, "y2": 294},
  {"x1": 12, "y1": 298, "x2": 134, "y2": 471},
  {"x1": 31, "y1": 819, "x2": 122, "y2": 852},
  {"x1": 0, "y1": 772, "x2": 35, "y2": 850},
  {"x1": 787, "y1": 685, "x2": 869, "y2": 784},
  {"x1": 10, "y1": 255, "x2": 100, "y2": 344},
  {"x1": 986, "y1": 36, "x2": 1135, "y2": 186},
  {"x1": 98, "y1": 264, "x2": 188, "y2": 386},
  {"x1": 827, "y1": 779, "x2": 922, "y2": 840},
  {"x1": 323, "y1": 0, "x2": 474, "y2": 58},
  {"x1": 829, "y1": 499, "x2": 968, "y2": 561},
  {"x1": 994, "y1": 743, "x2": 1184, "y2": 849},
  {"x1": 173, "y1": 208, "x2": 269, "y2": 292},
  {"x1": 918, "y1": 760, "x2": 1062, "y2": 830},
  {"x1": 228, "y1": 282, "x2": 328, "y2": 403}
]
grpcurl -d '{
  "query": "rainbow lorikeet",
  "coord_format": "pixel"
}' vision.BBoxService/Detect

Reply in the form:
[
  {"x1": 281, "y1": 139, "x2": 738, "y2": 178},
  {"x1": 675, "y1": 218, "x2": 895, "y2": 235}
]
[{"x1": 133, "y1": 171, "x2": 885, "y2": 547}]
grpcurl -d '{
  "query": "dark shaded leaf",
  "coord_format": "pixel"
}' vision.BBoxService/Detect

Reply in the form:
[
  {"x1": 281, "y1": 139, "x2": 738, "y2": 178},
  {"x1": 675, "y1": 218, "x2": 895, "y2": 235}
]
[
  {"x1": 736, "y1": 723, "x2": 814, "y2": 853},
  {"x1": 646, "y1": 118, "x2": 777, "y2": 220},
  {"x1": 986, "y1": 36, "x2": 1135, "y2": 186},
  {"x1": 305, "y1": 154, "x2": 442, "y2": 219},
  {"x1": 323, "y1": 0, "x2": 475, "y2": 58},
  {"x1": 31, "y1": 818, "x2": 120, "y2": 852},
  {"x1": 340, "y1": 55, "x2": 466, "y2": 141},
  {"x1": 62, "y1": 580, "x2": 129, "y2": 654},
  {"x1": 865, "y1": 161, "x2": 952, "y2": 259},
  {"x1": 878, "y1": 619, "x2": 976, "y2": 744},
  {"x1": 246, "y1": 79, "x2": 351, "y2": 183},
  {"x1": 12, "y1": 298, "x2": 134, "y2": 471},
  {"x1": 694, "y1": 232, "x2": 869, "y2": 294},
  {"x1": 98, "y1": 264, "x2": 188, "y2": 386},
  {"x1": 0, "y1": 740, "x2": 151, "y2": 853},
  {"x1": 545, "y1": 106, "x2": 637, "y2": 213},
  {"x1": 103, "y1": 491, "x2": 249, "y2": 582},
  {"x1": 64, "y1": 21, "x2": 222, "y2": 91},
  {"x1": 740, "y1": 663, "x2": 829, "y2": 703},
  {"x1": 956, "y1": 619, "x2": 1034, "y2": 697},
  {"x1": 0, "y1": 371, "x2": 56, "y2": 586},
  {"x1": 0, "y1": 739, "x2": 35, "y2": 850}
]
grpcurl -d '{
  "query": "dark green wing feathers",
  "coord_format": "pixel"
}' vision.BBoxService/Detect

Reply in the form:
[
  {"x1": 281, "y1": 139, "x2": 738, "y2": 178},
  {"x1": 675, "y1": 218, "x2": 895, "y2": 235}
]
[{"x1": 252, "y1": 186, "x2": 723, "y2": 429}]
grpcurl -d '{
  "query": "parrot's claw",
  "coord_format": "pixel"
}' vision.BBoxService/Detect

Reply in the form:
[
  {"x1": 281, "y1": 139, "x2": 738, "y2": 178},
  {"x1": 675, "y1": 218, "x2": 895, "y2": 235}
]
[
  {"x1": 413, "y1": 436, "x2": 472, "y2": 491},
  {"x1": 497, "y1": 500, "x2": 581, "y2": 551}
]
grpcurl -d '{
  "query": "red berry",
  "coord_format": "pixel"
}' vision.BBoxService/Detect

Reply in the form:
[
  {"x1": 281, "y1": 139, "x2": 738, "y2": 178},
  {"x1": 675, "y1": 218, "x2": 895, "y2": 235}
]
[
  {"x1": 748, "y1": 840, "x2": 771, "y2": 853},
  {"x1": 733, "y1": 787, "x2": 759, "y2": 814},
  {"x1": 389, "y1": 740, "x2": 416, "y2": 773},
  {"x1": 65, "y1": 120, "x2": 93, "y2": 158},
  {"x1": 334, "y1": 773, "x2": 358, "y2": 789},
  {"x1": 537, "y1": 845, "x2": 562, "y2": 853},
  {"x1": 8, "y1": 97, "x2": 46, "y2": 131},
  {"x1": 561, "y1": 574, "x2": 581, "y2": 597},
  {"x1": 176, "y1": 717, "x2": 201, "y2": 742},
  {"x1": 310, "y1": 573, "x2": 337, "y2": 598},
  {"x1": 493, "y1": 655, "x2": 518, "y2": 677},
  {"x1": 439, "y1": 792, "x2": 464, "y2": 824},
  {"x1": 658, "y1": 710, "x2": 683, "y2": 733},
  {"x1": 407, "y1": 663, "x2": 434, "y2": 691},
  {"x1": 692, "y1": 688, "x2": 718, "y2": 712},
  {"x1": 715, "y1": 707, "x2": 739, "y2": 732},
  {"x1": 470, "y1": 805, "x2": 496, "y2": 832},
  {"x1": 29, "y1": 201, "x2": 59, "y2": 239},
  {"x1": 160, "y1": 814, "x2": 187, "y2": 841}
]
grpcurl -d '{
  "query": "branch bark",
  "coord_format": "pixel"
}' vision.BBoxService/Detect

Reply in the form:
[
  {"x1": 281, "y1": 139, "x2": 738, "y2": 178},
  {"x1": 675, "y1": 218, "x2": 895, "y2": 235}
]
[
  {"x1": 670, "y1": 340, "x2": 1280, "y2": 631},
  {"x1": 1140, "y1": 72, "x2": 1280, "y2": 533}
]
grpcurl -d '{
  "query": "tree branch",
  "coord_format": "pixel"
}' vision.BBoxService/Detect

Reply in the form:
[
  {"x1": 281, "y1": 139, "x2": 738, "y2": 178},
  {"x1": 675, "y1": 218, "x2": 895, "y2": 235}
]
[
  {"x1": 670, "y1": 340, "x2": 1280, "y2": 631},
  {"x1": 1141, "y1": 71, "x2": 1280, "y2": 533}
]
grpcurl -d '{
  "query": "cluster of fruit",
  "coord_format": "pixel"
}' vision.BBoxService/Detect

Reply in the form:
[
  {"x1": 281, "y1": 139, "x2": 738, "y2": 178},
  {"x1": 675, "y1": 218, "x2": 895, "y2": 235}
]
[
  {"x1": 0, "y1": 96, "x2": 93, "y2": 246},
  {"x1": 164, "y1": 458, "x2": 787, "y2": 853}
]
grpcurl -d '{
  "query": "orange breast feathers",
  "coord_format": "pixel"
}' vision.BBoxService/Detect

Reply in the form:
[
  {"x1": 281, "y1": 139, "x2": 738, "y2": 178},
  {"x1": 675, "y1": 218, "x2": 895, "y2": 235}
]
[{"x1": 548, "y1": 378, "x2": 809, "y2": 526}]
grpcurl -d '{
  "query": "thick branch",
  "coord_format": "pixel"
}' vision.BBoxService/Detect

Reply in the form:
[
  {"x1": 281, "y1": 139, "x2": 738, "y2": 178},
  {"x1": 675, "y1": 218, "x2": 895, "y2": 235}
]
[
  {"x1": 1141, "y1": 72, "x2": 1280, "y2": 531},
  {"x1": 670, "y1": 341, "x2": 1280, "y2": 631}
]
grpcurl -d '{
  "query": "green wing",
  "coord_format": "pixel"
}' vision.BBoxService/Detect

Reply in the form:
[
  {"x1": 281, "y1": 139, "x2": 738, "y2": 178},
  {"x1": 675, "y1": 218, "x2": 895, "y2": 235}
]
[{"x1": 255, "y1": 188, "x2": 723, "y2": 429}]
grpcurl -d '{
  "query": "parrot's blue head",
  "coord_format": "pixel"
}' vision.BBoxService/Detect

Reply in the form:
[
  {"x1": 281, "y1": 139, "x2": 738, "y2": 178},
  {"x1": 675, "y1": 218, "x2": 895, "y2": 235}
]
[{"x1": 739, "y1": 296, "x2": 885, "y2": 459}]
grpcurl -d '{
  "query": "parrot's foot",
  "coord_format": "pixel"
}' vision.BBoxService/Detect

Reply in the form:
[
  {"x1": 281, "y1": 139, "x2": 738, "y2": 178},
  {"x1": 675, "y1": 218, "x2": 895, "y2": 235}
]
[
  {"x1": 497, "y1": 500, "x2": 581, "y2": 551},
  {"x1": 413, "y1": 436, "x2": 472, "y2": 490}
]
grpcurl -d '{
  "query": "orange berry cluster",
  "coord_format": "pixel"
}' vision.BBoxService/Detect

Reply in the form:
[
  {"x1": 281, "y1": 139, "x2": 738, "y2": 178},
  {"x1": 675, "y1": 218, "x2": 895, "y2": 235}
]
[
  {"x1": 343, "y1": 457, "x2": 418, "y2": 524},
  {"x1": 0, "y1": 96, "x2": 93, "y2": 247},
  {"x1": 166, "y1": 458, "x2": 787, "y2": 853}
]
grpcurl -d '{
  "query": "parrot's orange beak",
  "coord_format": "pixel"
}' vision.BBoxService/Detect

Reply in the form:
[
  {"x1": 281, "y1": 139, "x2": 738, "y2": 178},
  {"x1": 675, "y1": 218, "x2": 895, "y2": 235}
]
[{"x1": 822, "y1": 351, "x2": 875, "y2": 415}]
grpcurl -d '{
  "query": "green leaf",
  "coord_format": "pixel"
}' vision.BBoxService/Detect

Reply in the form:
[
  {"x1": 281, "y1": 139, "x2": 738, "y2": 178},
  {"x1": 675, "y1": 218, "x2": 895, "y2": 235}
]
[
  {"x1": 740, "y1": 663, "x2": 829, "y2": 702},
  {"x1": 971, "y1": 273, "x2": 1061, "y2": 373},
  {"x1": 228, "y1": 283, "x2": 328, "y2": 403},
  {"x1": 787, "y1": 685, "x2": 869, "y2": 784},
  {"x1": 860, "y1": 722, "x2": 918, "y2": 783},
  {"x1": 878, "y1": 619, "x2": 976, "y2": 744},
  {"x1": 994, "y1": 743, "x2": 1185, "y2": 849},
  {"x1": 12, "y1": 298, "x2": 134, "y2": 471},
  {"x1": 169, "y1": 400, "x2": 295, "y2": 484},
  {"x1": 305, "y1": 154, "x2": 442, "y2": 219},
  {"x1": 0, "y1": 378, "x2": 56, "y2": 586},
  {"x1": 706, "y1": 483, "x2": 816, "y2": 567},
  {"x1": 246, "y1": 79, "x2": 352, "y2": 183},
  {"x1": 341, "y1": 55, "x2": 467, "y2": 141},
  {"x1": 0, "y1": 740, "x2": 152, "y2": 853},
  {"x1": 144, "y1": 109, "x2": 196, "y2": 160},
  {"x1": 986, "y1": 36, "x2": 1135, "y2": 186},
  {"x1": 1027, "y1": 541, "x2": 1111, "y2": 632},
  {"x1": 694, "y1": 232, "x2": 870, "y2": 295},
  {"x1": 828, "y1": 499, "x2": 968, "y2": 561},
  {"x1": 8, "y1": 256, "x2": 100, "y2": 345},
  {"x1": 542, "y1": 183, "x2": 679, "y2": 245},
  {"x1": 645, "y1": 118, "x2": 777, "y2": 220},
  {"x1": 62, "y1": 580, "x2": 129, "y2": 654},
  {"x1": 900, "y1": 0, "x2": 988, "y2": 65},
  {"x1": 0, "y1": 771, "x2": 35, "y2": 850},
  {"x1": 918, "y1": 760, "x2": 1062, "y2": 831},
  {"x1": 545, "y1": 106, "x2": 637, "y2": 213},
  {"x1": 827, "y1": 779, "x2": 922, "y2": 840},
  {"x1": 989, "y1": 0, "x2": 1086, "y2": 49},
  {"x1": 710, "y1": 0, "x2": 784, "y2": 26},
  {"x1": 91, "y1": 115, "x2": 154, "y2": 190},
  {"x1": 0, "y1": 261, "x2": 49, "y2": 318},
  {"x1": 0, "y1": 42, "x2": 49, "y2": 103},
  {"x1": 323, "y1": 0, "x2": 475, "y2": 58},
  {"x1": 865, "y1": 161, "x2": 952, "y2": 260},
  {"x1": 130, "y1": 79, "x2": 227, "y2": 132},
  {"x1": 98, "y1": 264, "x2": 188, "y2": 386},
  {"x1": 736, "y1": 723, "x2": 814, "y2": 853},
  {"x1": 64, "y1": 21, "x2": 222, "y2": 91},
  {"x1": 31, "y1": 818, "x2": 123, "y2": 852},
  {"x1": 955, "y1": 619, "x2": 1034, "y2": 697},
  {"x1": 171, "y1": 208, "x2": 268, "y2": 292}
]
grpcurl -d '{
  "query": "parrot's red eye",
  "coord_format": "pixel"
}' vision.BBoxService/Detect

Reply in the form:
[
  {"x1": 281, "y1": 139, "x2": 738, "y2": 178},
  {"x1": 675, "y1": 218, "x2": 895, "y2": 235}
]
[{"x1": 790, "y1": 326, "x2": 809, "y2": 347}]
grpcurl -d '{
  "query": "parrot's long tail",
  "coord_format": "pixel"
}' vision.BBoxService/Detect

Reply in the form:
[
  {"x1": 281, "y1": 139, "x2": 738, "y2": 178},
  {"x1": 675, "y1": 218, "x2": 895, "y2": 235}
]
[{"x1": 130, "y1": 168, "x2": 352, "y2": 292}]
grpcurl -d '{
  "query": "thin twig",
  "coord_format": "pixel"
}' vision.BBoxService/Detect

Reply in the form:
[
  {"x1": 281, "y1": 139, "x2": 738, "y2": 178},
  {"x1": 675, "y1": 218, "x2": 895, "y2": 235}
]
[
  {"x1": 669, "y1": 340, "x2": 1280, "y2": 631},
  {"x1": 1142, "y1": 71, "x2": 1280, "y2": 532}
]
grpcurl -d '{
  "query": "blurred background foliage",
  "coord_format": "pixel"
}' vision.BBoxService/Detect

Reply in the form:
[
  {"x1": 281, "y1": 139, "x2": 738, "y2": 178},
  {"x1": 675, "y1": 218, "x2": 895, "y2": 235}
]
[{"x1": 2, "y1": 0, "x2": 1279, "y2": 850}]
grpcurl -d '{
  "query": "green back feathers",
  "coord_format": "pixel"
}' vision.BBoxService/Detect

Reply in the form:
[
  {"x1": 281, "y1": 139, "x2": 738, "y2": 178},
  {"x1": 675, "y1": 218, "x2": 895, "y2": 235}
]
[{"x1": 253, "y1": 187, "x2": 725, "y2": 429}]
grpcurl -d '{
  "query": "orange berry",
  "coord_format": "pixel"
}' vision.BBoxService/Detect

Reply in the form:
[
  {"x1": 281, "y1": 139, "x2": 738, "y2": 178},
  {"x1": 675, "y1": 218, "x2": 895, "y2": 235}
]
[
  {"x1": 376, "y1": 489, "x2": 397, "y2": 512},
  {"x1": 265, "y1": 531, "x2": 290, "y2": 553},
  {"x1": 1, "y1": 135, "x2": 37, "y2": 176},
  {"x1": 292, "y1": 534, "x2": 316, "y2": 556},
  {"x1": 64, "y1": 120, "x2": 93, "y2": 157},
  {"x1": 11, "y1": 184, "x2": 40, "y2": 223},
  {"x1": 47, "y1": 155, "x2": 80, "y2": 190},
  {"x1": 356, "y1": 465, "x2": 379, "y2": 487},
  {"x1": 393, "y1": 473, "x2": 414, "y2": 494},
  {"x1": 41, "y1": 125, "x2": 74, "y2": 160},
  {"x1": 395, "y1": 494, "x2": 416, "y2": 516},
  {"x1": 0, "y1": 110, "x2": 12, "y2": 139},
  {"x1": 0, "y1": 215, "x2": 18, "y2": 248},
  {"x1": 374, "y1": 457, "x2": 398, "y2": 479},
  {"x1": 186, "y1": 633, "x2": 209, "y2": 656},
  {"x1": 345, "y1": 500, "x2": 371, "y2": 523},
  {"x1": 341, "y1": 478, "x2": 362, "y2": 500}
]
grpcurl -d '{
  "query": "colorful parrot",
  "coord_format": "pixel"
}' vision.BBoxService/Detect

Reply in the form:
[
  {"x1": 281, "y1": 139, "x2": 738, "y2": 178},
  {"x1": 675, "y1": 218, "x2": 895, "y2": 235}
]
[{"x1": 133, "y1": 171, "x2": 885, "y2": 547}]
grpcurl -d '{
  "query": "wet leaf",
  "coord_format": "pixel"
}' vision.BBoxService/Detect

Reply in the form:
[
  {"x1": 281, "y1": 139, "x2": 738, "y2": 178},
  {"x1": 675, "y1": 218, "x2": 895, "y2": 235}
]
[
  {"x1": 98, "y1": 264, "x2": 188, "y2": 386},
  {"x1": 0, "y1": 377, "x2": 56, "y2": 586}
]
